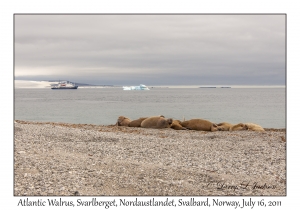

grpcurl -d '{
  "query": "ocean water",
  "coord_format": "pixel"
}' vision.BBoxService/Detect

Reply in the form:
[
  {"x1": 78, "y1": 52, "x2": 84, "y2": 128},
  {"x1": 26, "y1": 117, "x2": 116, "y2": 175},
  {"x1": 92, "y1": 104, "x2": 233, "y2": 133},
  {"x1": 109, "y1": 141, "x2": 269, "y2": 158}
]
[{"x1": 14, "y1": 87, "x2": 286, "y2": 128}]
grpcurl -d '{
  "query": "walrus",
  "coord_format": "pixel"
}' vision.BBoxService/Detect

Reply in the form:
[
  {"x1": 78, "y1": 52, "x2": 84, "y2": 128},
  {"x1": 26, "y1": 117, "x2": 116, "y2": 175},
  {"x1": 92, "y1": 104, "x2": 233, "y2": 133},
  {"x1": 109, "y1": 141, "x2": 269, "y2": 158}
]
[
  {"x1": 128, "y1": 117, "x2": 147, "y2": 127},
  {"x1": 180, "y1": 119, "x2": 219, "y2": 132},
  {"x1": 229, "y1": 123, "x2": 265, "y2": 132},
  {"x1": 116, "y1": 116, "x2": 131, "y2": 126},
  {"x1": 245, "y1": 123, "x2": 265, "y2": 132},
  {"x1": 141, "y1": 116, "x2": 173, "y2": 129},
  {"x1": 170, "y1": 120, "x2": 187, "y2": 130},
  {"x1": 217, "y1": 122, "x2": 233, "y2": 131},
  {"x1": 229, "y1": 123, "x2": 247, "y2": 131}
]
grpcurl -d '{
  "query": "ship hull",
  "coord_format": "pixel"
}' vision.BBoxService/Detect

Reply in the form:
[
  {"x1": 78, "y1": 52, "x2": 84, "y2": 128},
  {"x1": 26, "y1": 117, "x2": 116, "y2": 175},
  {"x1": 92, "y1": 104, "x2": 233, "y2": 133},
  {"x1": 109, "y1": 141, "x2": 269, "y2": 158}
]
[{"x1": 51, "y1": 86, "x2": 78, "y2": 89}]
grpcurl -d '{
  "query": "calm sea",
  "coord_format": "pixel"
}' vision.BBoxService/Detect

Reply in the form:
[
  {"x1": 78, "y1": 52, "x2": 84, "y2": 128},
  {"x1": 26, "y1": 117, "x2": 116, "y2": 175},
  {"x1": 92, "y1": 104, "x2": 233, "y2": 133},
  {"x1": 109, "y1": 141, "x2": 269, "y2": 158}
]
[{"x1": 14, "y1": 87, "x2": 286, "y2": 128}]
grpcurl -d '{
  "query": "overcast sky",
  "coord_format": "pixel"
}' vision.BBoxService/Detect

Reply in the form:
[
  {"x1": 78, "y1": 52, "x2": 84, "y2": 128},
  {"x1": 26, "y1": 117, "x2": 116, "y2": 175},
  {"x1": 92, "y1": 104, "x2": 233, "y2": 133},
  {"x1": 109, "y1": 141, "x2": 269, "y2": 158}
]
[{"x1": 14, "y1": 14, "x2": 285, "y2": 86}]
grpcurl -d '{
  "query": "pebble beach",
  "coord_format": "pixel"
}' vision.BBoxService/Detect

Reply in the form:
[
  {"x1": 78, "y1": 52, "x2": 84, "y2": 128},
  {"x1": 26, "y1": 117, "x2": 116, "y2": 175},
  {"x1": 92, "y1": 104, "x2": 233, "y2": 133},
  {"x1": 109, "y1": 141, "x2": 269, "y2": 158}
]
[{"x1": 14, "y1": 120, "x2": 286, "y2": 196}]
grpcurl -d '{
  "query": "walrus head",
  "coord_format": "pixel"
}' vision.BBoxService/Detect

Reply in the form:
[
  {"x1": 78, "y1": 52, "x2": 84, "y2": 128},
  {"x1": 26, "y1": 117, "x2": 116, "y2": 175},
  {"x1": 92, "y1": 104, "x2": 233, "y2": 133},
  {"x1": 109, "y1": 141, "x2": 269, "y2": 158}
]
[
  {"x1": 211, "y1": 123, "x2": 219, "y2": 132},
  {"x1": 117, "y1": 116, "x2": 128, "y2": 125},
  {"x1": 166, "y1": 118, "x2": 173, "y2": 125},
  {"x1": 217, "y1": 122, "x2": 225, "y2": 130}
]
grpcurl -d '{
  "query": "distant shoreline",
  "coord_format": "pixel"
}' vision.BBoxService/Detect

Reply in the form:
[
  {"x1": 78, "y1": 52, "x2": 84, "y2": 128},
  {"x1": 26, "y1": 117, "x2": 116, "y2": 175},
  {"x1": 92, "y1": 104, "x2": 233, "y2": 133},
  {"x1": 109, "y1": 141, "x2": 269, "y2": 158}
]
[{"x1": 14, "y1": 80, "x2": 285, "y2": 89}]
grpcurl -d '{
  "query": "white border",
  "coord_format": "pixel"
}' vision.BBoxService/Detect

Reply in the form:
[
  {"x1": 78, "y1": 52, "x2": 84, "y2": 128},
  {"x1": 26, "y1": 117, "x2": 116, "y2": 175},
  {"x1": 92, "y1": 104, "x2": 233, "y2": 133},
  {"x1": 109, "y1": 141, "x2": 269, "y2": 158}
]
[{"x1": 2, "y1": 0, "x2": 297, "y2": 209}]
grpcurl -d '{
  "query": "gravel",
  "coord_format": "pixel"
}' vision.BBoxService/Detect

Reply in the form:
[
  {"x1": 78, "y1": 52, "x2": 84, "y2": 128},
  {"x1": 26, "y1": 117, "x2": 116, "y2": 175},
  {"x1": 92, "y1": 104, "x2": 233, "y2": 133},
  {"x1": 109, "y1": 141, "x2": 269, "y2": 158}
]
[{"x1": 14, "y1": 120, "x2": 286, "y2": 196}]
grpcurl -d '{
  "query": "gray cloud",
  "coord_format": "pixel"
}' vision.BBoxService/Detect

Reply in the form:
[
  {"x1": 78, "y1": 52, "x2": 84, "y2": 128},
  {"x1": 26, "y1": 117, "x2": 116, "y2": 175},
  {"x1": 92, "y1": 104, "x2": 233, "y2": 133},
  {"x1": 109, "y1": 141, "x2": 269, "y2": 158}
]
[{"x1": 15, "y1": 14, "x2": 285, "y2": 85}]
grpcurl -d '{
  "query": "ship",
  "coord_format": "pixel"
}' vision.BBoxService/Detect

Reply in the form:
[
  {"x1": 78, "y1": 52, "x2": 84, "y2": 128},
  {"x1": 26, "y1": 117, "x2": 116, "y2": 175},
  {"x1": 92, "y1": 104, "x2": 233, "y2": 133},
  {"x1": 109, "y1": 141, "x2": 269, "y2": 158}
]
[
  {"x1": 51, "y1": 81, "x2": 78, "y2": 89},
  {"x1": 123, "y1": 84, "x2": 150, "y2": 90}
]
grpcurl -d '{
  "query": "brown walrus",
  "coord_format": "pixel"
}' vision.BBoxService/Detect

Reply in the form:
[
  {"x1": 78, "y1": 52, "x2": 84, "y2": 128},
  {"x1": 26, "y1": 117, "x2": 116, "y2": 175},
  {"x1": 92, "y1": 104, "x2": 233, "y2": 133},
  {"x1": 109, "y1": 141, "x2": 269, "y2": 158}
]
[
  {"x1": 128, "y1": 117, "x2": 147, "y2": 127},
  {"x1": 217, "y1": 122, "x2": 233, "y2": 131},
  {"x1": 170, "y1": 120, "x2": 187, "y2": 130},
  {"x1": 180, "y1": 119, "x2": 219, "y2": 132},
  {"x1": 116, "y1": 116, "x2": 131, "y2": 126},
  {"x1": 141, "y1": 116, "x2": 173, "y2": 129}
]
